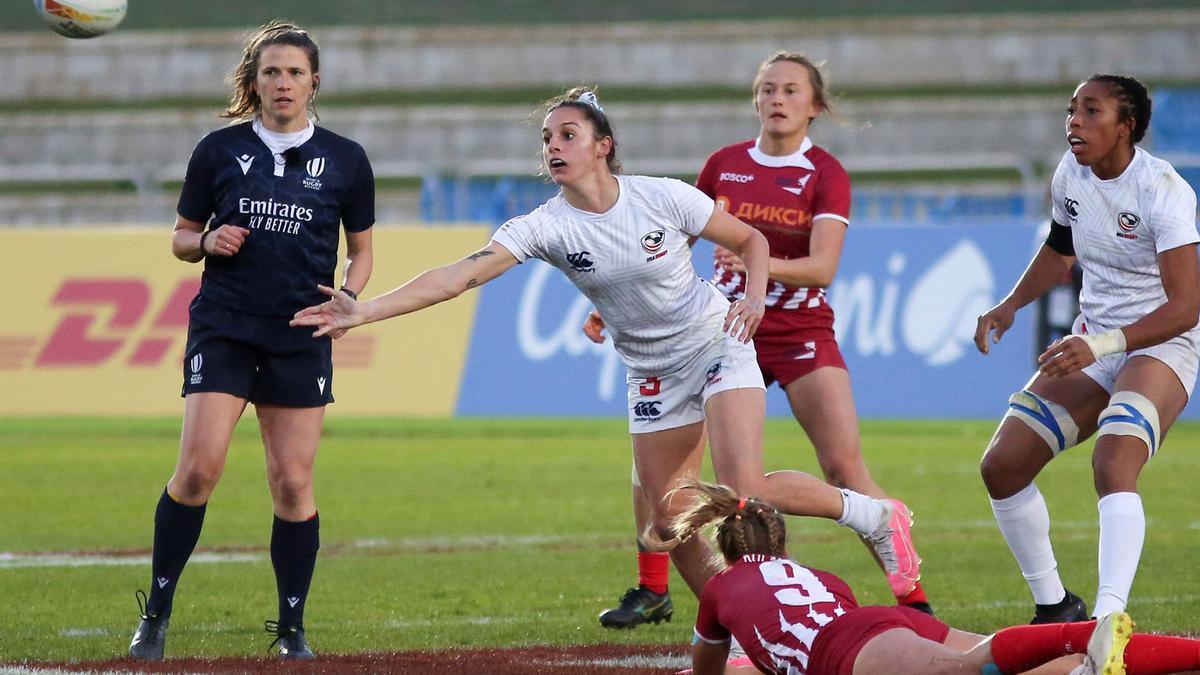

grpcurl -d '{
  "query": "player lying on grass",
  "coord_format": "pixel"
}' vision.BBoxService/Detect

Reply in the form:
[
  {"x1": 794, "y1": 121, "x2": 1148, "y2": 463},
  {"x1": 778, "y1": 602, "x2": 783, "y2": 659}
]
[{"x1": 651, "y1": 479, "x2": 1200, "y2": 675}]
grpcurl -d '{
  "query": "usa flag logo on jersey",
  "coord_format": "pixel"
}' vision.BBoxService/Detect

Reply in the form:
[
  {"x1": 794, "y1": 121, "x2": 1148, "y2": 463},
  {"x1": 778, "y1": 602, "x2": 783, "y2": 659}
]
[
  {"x1": 1116, "y1": 212, "x2": 1141, "y2": 240},
  {"x1": 641, "y1": 229, "x2": 667, "y2": 261},
  {"x1": 1117, "y1": 212, "x2": 1141, "y2": 232}
]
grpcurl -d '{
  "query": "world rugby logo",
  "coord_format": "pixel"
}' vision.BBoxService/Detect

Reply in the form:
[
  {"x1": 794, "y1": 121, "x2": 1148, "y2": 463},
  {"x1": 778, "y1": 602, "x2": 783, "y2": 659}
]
[
  {"x1": 1118, "y1": 212, "x2": 1141, "y2": 232},
  {"x1": 641, "y1": 229, "x2": 666, "y2": 254},
  {"x1": 306, "y1": 157, "x2": 325, "y2": 178},
  {"x1": 190, "y1": 353, "x2": 203, "y2": 373}
]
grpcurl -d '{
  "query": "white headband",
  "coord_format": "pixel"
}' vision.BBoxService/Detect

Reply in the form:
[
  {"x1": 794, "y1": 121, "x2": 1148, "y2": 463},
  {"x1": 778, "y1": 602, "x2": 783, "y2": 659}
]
[{"x1": 577, "y1": 91, "x2": 604, "y2": 113}]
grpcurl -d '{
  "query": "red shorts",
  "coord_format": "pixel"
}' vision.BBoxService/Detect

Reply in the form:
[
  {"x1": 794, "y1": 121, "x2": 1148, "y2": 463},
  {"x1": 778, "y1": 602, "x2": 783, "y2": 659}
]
[
  {"x1": 808, "y1": 606, "x2": 950, "y2": 675},
  {"x1": 753, "y1": 327, "x2": 847, "y2": 388}
]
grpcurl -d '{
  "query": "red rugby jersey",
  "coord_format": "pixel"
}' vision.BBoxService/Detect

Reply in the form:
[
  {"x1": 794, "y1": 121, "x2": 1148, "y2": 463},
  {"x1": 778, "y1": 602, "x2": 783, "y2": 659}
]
[
  {"x1": 696, "y1": 137, "x2": 851, "y2": 336},
  {"x1": 694, "y1": 555, "x2": 858, "y2": 675}
]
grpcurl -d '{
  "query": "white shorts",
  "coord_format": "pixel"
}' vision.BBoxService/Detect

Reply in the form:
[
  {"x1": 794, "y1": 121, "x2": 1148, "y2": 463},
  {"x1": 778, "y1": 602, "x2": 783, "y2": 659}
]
[
  {"x1": 626, "y1": 332, "x2": 765, "y2": 434},
  {"x1": 1075, "y1": 318, "x2": 1200, "y2": 398}
]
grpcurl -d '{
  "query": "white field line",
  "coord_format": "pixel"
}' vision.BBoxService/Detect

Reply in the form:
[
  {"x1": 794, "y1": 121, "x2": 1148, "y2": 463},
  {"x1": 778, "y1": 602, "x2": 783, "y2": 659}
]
[
  {"x1": 0, "y1": 533, "x2": 614, "y2": 570},
  {"x1": 548, "y1": 655, "x2": 692, "y2": 669},
  {"x1": 0, "y1": 669, "x2": 153, "y2": 675},
  {"x1": 0, "y1": 551, "x2": 261, "y2": 570}
]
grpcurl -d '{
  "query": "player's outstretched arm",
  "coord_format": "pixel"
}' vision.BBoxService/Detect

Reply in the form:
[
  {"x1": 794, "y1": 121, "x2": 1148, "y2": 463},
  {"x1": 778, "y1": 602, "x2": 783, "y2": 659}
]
[
  {"x1": 290, "y1": 242, "x2": 518, "y2": 337},
  {"x1": 975, "y1": 244, "x2": 1075, "y2": 354}
]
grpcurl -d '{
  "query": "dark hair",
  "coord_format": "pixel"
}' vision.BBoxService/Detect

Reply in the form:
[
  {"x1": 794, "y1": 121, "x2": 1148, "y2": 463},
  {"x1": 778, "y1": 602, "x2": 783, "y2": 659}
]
[
  {"x1": 1085, "y1": 74, "x2": 1152, "y2": 145},
  {"x1": 222, "y1": 21, "x2": 320, "y2": 121},
  {"x1": 643, "y1": 480, "x2": 787, "y2": 564},
  {"x1": 752, "y1": 50, "x2": 835, "y2": 123},
  {"x1": 542, "y1": 86, "x2": 622, "y2": 174}
]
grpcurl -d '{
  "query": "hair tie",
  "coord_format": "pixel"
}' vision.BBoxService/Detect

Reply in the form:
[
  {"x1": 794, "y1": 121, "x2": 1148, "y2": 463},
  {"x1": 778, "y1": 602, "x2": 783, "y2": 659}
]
[
  {"x1": 737, "y1": 498, "x2": 747, "y2": 510},
  {"x1": 577, "y1": 91, "x2": 605, "y2": 113}
]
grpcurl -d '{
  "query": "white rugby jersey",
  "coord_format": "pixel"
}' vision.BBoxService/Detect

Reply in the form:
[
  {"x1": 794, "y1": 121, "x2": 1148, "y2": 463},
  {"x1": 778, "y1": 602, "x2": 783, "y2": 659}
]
[
  {"x1": 1051, "y1": 147, "x2": 1199, "y2": 333},
  {"x1": 492, "y1": 175, "x2": 729, "y2": 375}
]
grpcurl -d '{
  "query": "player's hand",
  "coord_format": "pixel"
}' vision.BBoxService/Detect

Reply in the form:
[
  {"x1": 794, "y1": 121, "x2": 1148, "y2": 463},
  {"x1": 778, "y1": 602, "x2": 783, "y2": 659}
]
[
  {"x1": 713, "y1": 245, "x2": 746, "y2": 274},
  {"x1": 1037, "y1": 335, "x2": 1095, "y2": 377},
  {"x1": 203, "y1": 224, "x2": 251, "y2": 257},
  {"x1": 725, "y1": 292, "x2": 764, "y2": 343},
  {"x1": 974, "y1": 301, "x2": 1017, "y2": 355},
  {"x1": 582, "y1": 310, "x2": 607, "y2": 344},
  {"x1": 290, "y1": 285, "x2": 365, "y2": 338}
]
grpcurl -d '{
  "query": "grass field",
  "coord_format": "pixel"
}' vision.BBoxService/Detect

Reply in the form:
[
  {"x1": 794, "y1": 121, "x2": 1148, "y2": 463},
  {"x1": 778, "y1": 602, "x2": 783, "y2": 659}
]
[{"x1": 2, "y1": 416, "x2": 1199, "y2": 666}]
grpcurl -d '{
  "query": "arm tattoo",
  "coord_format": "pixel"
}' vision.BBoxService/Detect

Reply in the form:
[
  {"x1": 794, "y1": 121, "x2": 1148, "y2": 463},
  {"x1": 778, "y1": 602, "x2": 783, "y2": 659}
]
[{"x1": 466, "y1": 250, "x2": 495, "y2": 262}]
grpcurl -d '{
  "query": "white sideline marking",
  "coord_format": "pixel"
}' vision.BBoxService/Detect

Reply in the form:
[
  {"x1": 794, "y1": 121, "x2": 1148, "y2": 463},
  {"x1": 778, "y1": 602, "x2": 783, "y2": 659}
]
[
  {"x1": 550, "y1": 655, "x2": 691, "y2": 669},
  {"x1": 0, "y1": 533, "x2": 612, "y2": 571},
  {"x1": 58, "y1": 628, "x2": 109, "y2": 637},
  {"x1": 0, "y1": 551, "x2": 261, "y2": 570},
  {"x1": 384, "y1": 616, "x2": 521, "y2": 628},
  {"x1": 351, "y1": 533, "x2": 609, "y2": 550},
  {"x1": 0, "y1": 662, "x2": 154, "y2": 667},
  {"x1": 0, "y1": 669, "x2": 152, "y2": 675}
]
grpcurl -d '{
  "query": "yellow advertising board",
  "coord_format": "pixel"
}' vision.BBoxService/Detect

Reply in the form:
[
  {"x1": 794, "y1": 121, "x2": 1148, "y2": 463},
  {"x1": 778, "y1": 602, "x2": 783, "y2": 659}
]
[{"x1": 0, "y1": 226, "x2": 490, "y2": 416}]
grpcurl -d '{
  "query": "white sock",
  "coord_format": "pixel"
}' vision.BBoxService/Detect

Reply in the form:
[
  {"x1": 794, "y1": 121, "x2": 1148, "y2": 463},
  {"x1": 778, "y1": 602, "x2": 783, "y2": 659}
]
[
  {"x1": 1094, "y1": 491, "x2": 1144, "y2": 617},
  {"x1": 835, "y1": 488, "x2": 886, "y2": 536},
  {"x1": 990, "y1": 483, "x2": 1066, "y2": 605}
]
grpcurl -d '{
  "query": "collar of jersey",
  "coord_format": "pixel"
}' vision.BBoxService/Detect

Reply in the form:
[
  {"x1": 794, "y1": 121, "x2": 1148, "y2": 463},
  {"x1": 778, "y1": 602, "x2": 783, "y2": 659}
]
[
  {"x1": 748, "y1": 136, "x2": 814, "y2": 170},
  {"x1": 251, "y1": 117, "x2": 315, "y2": 158},
  {"x1": 559, "y1": 174, "x2": 627, "y2": 218},
  {"x1": 1086, "y1": 145, "x2": 1144, "y2": 187}
]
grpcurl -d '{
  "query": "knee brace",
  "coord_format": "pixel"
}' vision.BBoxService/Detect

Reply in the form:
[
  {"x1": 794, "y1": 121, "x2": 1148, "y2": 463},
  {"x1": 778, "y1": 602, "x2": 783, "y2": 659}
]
[
  {"x1": 1097, "y1": 391, "x2": 1161, "y2": 457},
  {"x1": 1003, "y1": 389, "x2": 1080, "y2": 455}
]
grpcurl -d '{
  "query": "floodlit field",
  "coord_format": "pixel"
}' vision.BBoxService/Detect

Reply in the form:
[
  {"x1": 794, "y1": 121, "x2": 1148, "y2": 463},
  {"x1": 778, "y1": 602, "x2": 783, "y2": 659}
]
[{"x1": 2, "y1": 416, "x2": 1199, "y2": 667}]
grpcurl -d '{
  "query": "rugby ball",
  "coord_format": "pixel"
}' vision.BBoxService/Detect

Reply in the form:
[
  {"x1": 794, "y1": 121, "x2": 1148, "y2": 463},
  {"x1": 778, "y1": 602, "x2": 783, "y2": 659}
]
[{"x1": 34, "y1": 0, "x2": 127, "y2": 39}]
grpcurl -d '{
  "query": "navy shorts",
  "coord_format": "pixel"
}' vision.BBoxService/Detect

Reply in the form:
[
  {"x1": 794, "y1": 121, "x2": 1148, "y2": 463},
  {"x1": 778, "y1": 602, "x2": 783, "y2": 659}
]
[{"x1": 182, "y1": 296, "x2": 333, "y2": 407}]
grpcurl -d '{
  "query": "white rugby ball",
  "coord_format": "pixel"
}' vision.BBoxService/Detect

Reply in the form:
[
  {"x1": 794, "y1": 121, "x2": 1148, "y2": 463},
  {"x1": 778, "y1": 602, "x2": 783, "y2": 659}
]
[{"x1": 34, "y1": 0, "x2": 127, "y2": 39}]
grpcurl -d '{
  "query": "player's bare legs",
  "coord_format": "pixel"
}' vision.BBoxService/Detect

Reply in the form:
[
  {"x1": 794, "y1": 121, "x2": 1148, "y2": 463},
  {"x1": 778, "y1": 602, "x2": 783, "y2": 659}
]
[
  {"x1": 258, "y1": 405, "x2": 324, "y2": 519},
  {"x1": 257, "y1": 404, "x2": 326, "y2": 660},
  {"x1": 853, "y1": 628, "x2": 1083, "y2": 675},
  {"x1": 982, "y1": 371, "x2": 1107, "y2": 499},
  {"x1": 168, "y1": 392, "x2": 248, "y2": 504},
  {"x1": 785, "y1": 367, "x2": 883, "y2": 497},
  {"x1": 705, "y1": 387, "x2": 843, "y2": 518},
  {"x1": 632, "y1": 420, "x2": 714, "y2": 597}
]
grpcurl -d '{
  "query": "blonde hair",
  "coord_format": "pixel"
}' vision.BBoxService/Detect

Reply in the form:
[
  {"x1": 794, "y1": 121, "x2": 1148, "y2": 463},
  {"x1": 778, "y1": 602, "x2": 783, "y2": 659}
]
[
  {"x1": 222, "y1": 20, "x2": 320, "y2": 122},
  {"x1": 643, "y1": 480, "x2": 787, "y2": 565},
  {"x1": 752, "y1": 50, "x2": 834, "y2": 123}
]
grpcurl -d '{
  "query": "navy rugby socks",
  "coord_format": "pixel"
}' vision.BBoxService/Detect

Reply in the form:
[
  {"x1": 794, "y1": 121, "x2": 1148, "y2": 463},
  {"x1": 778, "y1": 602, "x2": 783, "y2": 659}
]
[
  {"x1": 147, "y1": 487, "x2": 207, "y2": 617},
  {"x1": 271, "y1": 512, "x2": 320, "y2": 628}
]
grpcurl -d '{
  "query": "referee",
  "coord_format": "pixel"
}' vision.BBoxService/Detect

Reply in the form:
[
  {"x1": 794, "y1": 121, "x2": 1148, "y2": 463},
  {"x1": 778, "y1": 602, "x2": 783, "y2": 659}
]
[{"x1": 128, "y1": 21, "x2": 375, "y2": 661}]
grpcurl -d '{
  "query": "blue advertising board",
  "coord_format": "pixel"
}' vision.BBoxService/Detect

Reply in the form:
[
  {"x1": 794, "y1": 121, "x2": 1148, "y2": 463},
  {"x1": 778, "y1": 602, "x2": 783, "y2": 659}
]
[{"x1": 457, "y1": 219, "x2": 1200, "y2": 419}]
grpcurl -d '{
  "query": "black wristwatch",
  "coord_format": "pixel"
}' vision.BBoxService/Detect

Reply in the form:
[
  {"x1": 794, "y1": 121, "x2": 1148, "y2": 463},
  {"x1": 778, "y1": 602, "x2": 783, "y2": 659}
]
[{"x1": 340, "y1": 287, "x2": 358, "y2": 300}]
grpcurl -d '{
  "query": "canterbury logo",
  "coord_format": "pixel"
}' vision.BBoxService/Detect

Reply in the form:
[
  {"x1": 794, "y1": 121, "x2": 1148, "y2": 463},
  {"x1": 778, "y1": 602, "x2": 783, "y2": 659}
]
[
  {"x1": 317, "y1": 376, "x2": 326, "y2": 394},
  {"x1": 566, "y1": 251, "x2": 594, "y2": 273},
  {"x1": 287, "y1": 596, "x2": 300, "y2": 608},
  {"x1": 157, "y1": 577, "x2": 170, "y2": 589},
  {"x1": 235, "y1": 153, "x2": 254, "y2": 175},
  {"x1": 190, "y1": 353, "x2": 203, "y2": 374},
  {"x1": 306, "y1": 158, "x2": 325, "y2": 178},
  {"x1": 633, "y1": 401, "x2": 662, "y2": 418}
]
